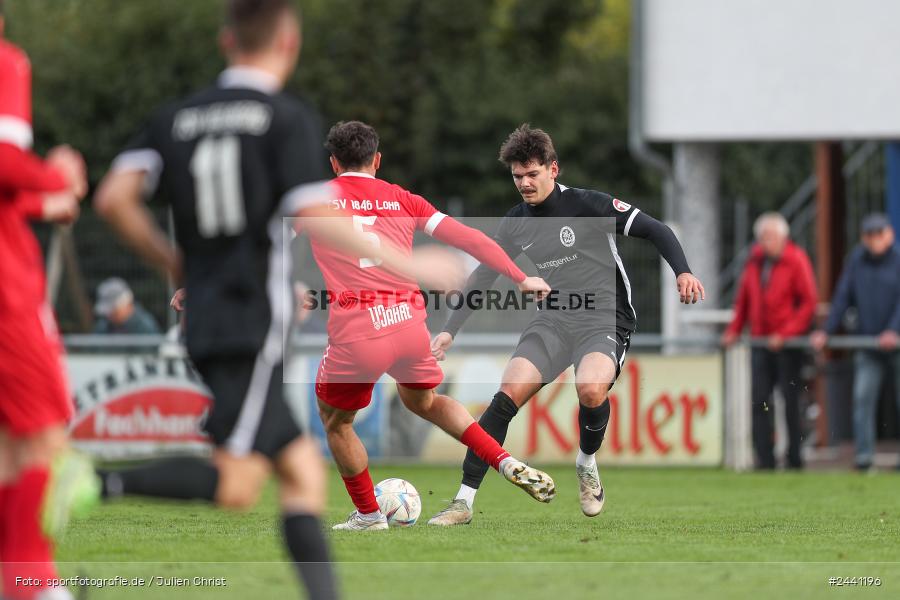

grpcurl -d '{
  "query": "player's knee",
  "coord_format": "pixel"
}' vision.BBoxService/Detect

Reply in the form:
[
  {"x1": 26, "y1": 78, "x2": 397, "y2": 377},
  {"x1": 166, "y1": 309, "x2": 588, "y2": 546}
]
[
  {"x1": 498, "y1": 384, "x2": 529, "y2": 408},
  {"x1": 317, "y1": 405, "x2": 351, "y2": 434},
  {"x1": 213, "y1": 453, "x2": 268, "y2": 511},
  {"x1": 399, "y1": 388, "x2": 434, "y2": 416},
  {"x1": 276, "y1": 438, "x2": 326, "y2": 515},
  {"x1": 216, "y1": 484, "x2": 261, "y2": 511},
  {"x1": 215, "y1": 468, "x2": 264, "y2": 510},
  {"x1": 576, "y1": 383, "x2": 610, "y2": 408}
]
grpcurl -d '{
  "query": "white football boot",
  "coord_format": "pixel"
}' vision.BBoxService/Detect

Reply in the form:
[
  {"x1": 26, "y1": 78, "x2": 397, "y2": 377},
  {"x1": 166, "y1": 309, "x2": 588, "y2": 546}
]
[
  {"x1": 576, "y1": 462, "x2": 605, "y2": 517},
  {"x1": 427, "y1": 499, "x2": 474, "y2": 526},
  {"x1": 332, "y1": 510, "x2": 389, "y2": 531},
  {"x1": 500, "y1": 459, "x2": 556, "y2": 503}
]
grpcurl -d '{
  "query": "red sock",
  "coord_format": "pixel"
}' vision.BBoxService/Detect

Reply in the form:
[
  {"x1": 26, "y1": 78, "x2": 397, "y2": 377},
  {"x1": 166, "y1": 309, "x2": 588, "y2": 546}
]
[
  {"x1": 341, "y1": 468, "x2": 380, "y2": 515},
  {"x1": 2, "y1": 468, "x2": 58, "y2": 600},
  {"x1": 461, "y1": 423, "x2": 511, "y2": 471}
]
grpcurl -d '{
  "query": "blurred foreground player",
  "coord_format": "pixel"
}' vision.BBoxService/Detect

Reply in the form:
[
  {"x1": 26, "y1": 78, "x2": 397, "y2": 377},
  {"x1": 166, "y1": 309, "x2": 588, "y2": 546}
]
[
  {"x1": 313, "y1": 121, "x2": 556, "y2": 531},
  {"x1": 0, "y1": 4, "x2": 95, "y2": 599},
  {"x1": 429, "y1": 125, "x2": 705, "y2": 525},
  {"x1": 89, "y1": 2, "x2": 462, "y2": 598},
  {"x1": 94, "y1": 3, "x2": 463, "y2": 599}
]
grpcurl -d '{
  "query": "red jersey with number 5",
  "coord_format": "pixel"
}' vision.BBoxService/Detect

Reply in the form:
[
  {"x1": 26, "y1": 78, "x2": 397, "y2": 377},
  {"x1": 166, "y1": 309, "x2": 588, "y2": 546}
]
[{"x1": 309, "y1": 173, "x2": 443, "y2": 343}]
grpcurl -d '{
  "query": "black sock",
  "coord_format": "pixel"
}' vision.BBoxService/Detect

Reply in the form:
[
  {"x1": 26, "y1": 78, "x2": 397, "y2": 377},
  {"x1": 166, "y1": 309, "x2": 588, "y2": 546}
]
[
  {"x1": 99, "y1": 457, "x2": 218, "y2": 502},
  {"x1": 461, "y1": 391, "x2": 519, "y2": 489},
  {"x1": 578, "y1": 401, "x2": 610, "y2": 455},
  {"x1": 282, "y1": 513, "x2": 338, "y2": 600}
]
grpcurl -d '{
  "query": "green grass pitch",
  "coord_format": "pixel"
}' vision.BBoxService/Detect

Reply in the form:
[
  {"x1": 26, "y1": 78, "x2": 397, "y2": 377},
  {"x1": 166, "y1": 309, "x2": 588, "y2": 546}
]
[{"x1": 55, "y1": 465, "x2": 900, "y2": 599}]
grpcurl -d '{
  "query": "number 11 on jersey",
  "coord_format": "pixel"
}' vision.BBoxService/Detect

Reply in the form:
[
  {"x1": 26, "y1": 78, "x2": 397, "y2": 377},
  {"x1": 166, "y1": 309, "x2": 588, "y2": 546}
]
[{"x1": 190, "y1": 135, "x2": 246, "y2": 238}]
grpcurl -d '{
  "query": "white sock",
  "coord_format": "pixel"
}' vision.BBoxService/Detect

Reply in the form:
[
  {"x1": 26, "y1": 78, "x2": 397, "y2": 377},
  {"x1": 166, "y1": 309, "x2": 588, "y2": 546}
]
[
  {"x1": 360, "y1": 509, "x2": 384, "y2": 520},
  {"x1": 454, "y1": 484, "x2": 477, "y2": 509},
  {"x1": 497, "y1": 456, "x2": 516, "y2": 473},
  {"x1": 576, "y1": 450, "x2": 596, "y2": 469}
]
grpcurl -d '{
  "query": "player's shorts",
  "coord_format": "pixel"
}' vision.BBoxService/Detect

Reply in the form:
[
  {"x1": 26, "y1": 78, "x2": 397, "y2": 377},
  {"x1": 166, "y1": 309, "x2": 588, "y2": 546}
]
[
  {"x1": 192, "y1": 355, "x2": 301, "y2": 459},
  {"x1": 315, "y1": 324, "x2": 444, "y2": 412},
  {"x1": 0, "y1": 304, "x2": 72, "y2": 436},
  {"x1": 511, "y1": 311, "x2": 632, "y2": 386}
]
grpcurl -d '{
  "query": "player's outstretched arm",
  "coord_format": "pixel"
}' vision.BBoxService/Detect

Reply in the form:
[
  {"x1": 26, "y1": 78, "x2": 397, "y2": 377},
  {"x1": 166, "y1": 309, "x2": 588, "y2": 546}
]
[
  {"x1": 627, "y1": 211, "x2": 705, "y2": 304},
  {"x1": 298, "y1": 203, "x2": 465, "y2": 291},
  {"x1": 431, "y1": 274, "x2": 548, "y2": 360},
  {"x1": 437, "y1": 262, "x2": 503, "y2": 347},
  {"x1": 430, "y1": 217, "x2": 526, "y2": 281},
  {"x1": 430, "y1": 216, "x2": 551, "y2": 298},
  {"x1": 95, "y1": 170, "x2": 182, "y2": 283}
]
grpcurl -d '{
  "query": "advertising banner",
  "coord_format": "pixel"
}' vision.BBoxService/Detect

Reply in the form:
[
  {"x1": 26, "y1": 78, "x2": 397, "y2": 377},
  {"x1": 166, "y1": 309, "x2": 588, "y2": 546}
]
[
  {"x1": 285, "y1": 352, "x2": 723, "y2": 466},
  {"x1": 67, "y1": 350, "x2": 722, "y2": 465},
  {"x1": 67, "y1": 354, "x2": 212, "y2": 459}
]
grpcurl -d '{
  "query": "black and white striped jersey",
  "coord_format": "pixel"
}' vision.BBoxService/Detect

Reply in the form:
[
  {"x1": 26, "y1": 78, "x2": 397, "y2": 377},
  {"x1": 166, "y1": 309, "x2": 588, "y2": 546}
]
[
  {"x1": 443, "y1": 183, "x2": 692, "y2": 337},
  {"x1": 110, "y1": 67, "x2": 329, "y2": 360}
]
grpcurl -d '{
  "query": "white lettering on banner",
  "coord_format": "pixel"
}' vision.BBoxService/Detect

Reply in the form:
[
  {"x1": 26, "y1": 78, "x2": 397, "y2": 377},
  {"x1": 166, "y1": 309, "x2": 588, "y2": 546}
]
[
  {"x1": 414, "y1": 353, "x2": 723, "y2": 466},
  {"x1": 282, "y1": 351, "x2": 723, "y2": 466},
  {"x1": 94, "y1": 406, "x2": 208, "y2": 439}
]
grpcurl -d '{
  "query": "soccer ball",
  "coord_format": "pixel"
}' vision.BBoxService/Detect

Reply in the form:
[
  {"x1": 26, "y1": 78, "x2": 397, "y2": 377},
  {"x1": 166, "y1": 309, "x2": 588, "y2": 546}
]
[{"x1": 374, "y1": 478, "x2": 422, "y2": 527}]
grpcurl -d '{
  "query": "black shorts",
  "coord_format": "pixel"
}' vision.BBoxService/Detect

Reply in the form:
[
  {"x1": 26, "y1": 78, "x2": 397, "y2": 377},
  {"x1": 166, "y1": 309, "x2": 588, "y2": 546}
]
[
  {"x1": 511, "y1": 311, "x2": 632, "y2": 386},
  {"x1": 193, "y1": 355, "x2": 302, "y2": 459}
]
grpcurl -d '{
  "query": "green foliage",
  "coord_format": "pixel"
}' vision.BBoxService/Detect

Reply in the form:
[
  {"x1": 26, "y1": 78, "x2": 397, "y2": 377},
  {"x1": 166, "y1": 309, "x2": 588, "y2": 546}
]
[
  {"x1": 6, "y1": 0, "x2": 646, "y2": 212},
  {"x1": 7, "y1": 0, "x2": 223, "y2": 180},
  {"x1": 6, "y1": 0, "x2": 808, "y2": 214},
  {"x1": 5, "y1": 0, "x2": 819, "y2": 330}
]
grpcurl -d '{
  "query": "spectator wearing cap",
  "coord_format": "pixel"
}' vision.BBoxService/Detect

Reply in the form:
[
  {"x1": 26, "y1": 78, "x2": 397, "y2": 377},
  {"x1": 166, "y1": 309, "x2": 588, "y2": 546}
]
[
  {"x1": 723, "y1": 212, "x2": 818, "y2": 470},
  {"x1": 93, "y1": 277, "x2": 161, "y2": 335},
  {"x1": 811, "y1": 213, "x2": 900, "y2": 470}
]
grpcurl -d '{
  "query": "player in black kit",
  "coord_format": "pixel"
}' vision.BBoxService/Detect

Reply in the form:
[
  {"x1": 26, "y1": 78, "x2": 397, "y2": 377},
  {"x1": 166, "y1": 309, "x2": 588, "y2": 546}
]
[
  {"x1": 91, "y1": 2, "x2": 458, "y2": 598},
  {"x1": 428, "y1": 124, "x2": 705, "y2": 525}
]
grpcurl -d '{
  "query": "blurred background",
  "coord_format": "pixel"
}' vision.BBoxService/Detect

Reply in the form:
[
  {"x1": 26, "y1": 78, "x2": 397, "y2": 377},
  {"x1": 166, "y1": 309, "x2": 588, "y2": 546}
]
[
  {"x1": 7, "y1": 0, "x2": 898, "y2": 471},
  {"x1": 9, "y1": 0, "x2": 823, "y2": 333}
]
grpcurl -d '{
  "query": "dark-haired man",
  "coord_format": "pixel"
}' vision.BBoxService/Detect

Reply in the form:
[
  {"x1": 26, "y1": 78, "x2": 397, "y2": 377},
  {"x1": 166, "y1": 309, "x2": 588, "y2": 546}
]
[
  {"x1": 429, "y1": 124, "x2": 705, "y2": 525},
  {"x1": 314, "y1": 120, "x2": 557, "y2": 531}
]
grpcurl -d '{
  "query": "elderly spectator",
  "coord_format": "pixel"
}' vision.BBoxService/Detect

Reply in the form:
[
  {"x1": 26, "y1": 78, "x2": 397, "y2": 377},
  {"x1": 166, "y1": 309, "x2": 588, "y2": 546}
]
[
  {"x1": 723, "y1": 212, "x2": 818, "y2": 469},
  {"x1": 93, "y1": 277, "x2": 160, "y2": 334},
  {"x1": 811, "y1": 213, "x2": 900, "y2": 470}
]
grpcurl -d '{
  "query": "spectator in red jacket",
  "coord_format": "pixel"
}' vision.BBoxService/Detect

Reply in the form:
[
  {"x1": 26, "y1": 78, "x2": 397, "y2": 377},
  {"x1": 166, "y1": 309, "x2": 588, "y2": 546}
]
[{"x1": 722, "y1": 212, "x2": 818, "y2": 470}]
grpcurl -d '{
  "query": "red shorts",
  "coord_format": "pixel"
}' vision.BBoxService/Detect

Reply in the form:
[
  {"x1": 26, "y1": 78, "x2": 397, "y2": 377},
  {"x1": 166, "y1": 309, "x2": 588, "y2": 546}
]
[
  {"x1": 0, "y1": 303, "x2": 72, "y2": 436},
  {"x1": 315, "y1": 324, "x2": 443, "y2": 411}
]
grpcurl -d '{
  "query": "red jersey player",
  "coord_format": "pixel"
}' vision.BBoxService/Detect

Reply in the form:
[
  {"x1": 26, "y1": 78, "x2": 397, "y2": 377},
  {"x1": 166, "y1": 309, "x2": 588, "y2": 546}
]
[
  {"x1": 0, "y1": 7, "x2": 95, "y2": 599},
  {"x1": 313, "y1": 121, "x2": 556, "y2": 531}
]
